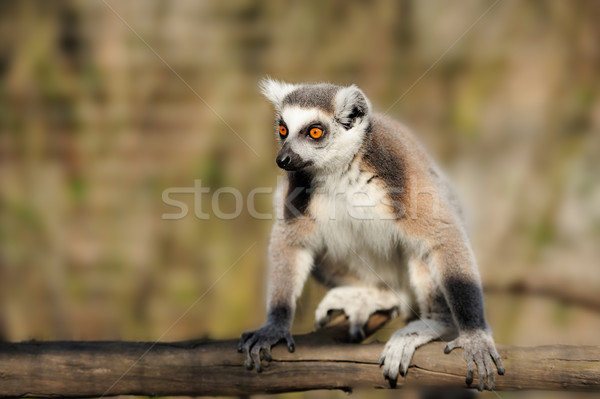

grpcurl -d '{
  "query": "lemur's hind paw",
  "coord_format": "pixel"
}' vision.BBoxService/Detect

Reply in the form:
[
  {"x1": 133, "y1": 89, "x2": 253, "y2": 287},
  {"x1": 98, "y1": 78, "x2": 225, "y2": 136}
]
[
  {"x1": 238, "y1": 324, "x2": 295, "y2": 372},
  {"x1": 314, "y1": 286, "x2": 399, "y2": 342},
  {"x1": 444, "y1": 329, "x2": 505, "y2": 391},
  {"x1": 380, "y1": 331, "x2": 423, "y2": 382}
]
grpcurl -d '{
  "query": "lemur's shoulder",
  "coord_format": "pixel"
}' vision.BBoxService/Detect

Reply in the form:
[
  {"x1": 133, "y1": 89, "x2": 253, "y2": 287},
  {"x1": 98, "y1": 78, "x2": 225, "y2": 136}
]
[
  {"x1": 357, "y1": 113, "x2": 438, "y2": 215},
  {"x1": 366, "y1": 112, "x2": 434, "y2": 174}
]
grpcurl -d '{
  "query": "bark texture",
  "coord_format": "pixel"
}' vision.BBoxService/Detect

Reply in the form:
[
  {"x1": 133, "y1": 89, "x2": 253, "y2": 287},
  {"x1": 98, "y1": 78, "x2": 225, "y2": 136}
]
[{"x1": 1, "y1": 316, "x2": 599, "y2": 398}]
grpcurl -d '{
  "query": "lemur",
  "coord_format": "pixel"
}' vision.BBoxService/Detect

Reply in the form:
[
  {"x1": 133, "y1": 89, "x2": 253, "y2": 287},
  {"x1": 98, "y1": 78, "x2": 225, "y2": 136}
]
[{"x1": 238, "y1": 79, "x2": 505, "y2": 391}]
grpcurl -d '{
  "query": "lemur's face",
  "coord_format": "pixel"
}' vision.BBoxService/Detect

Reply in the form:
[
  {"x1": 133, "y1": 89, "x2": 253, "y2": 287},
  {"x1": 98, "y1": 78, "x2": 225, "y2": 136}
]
[
  {"x1": 260, "y1": 79, "x2": 371, "y2": 174},
  {"x1": 276, "y1": 106, "x2": 343, "y2": 171}
]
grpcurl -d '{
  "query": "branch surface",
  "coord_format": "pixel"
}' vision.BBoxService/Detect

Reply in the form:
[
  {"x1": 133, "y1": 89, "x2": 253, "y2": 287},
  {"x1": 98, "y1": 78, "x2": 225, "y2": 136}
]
[
  {"x1": 483, "y1": 275, "x2": 600, "y2": 311},
  {"x1": 1, "y1": 316, "x2": 599, "y2": 397}
]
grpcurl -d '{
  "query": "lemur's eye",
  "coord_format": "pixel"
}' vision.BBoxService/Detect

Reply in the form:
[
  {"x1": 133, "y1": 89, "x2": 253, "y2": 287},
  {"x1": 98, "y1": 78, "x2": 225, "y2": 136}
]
[
  {"x1": 278, "y1": 125, "x2": 287, "y2": 137},
  {"x1": 309, "y1": 127, "x2": 323, "y2": 139}
]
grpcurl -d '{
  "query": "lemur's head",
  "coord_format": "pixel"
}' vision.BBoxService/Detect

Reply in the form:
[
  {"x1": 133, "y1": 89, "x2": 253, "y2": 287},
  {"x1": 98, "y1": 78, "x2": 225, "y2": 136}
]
[{"x1": 260, "y1": 79, "x2": 371, "y2": 174}]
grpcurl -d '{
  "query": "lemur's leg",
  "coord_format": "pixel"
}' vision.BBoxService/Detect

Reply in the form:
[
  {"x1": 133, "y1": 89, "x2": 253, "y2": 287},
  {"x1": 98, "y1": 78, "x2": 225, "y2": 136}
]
[
  {"x1": 314, "y1": 285, "x2": 401, "y2": 342},
  {"x1": 381, "y1": 228, "x2": 504, "y2": 390},
  {"x1": 380, "y1": 258, "x2": 456, "y2": 383},
  {"x1": 238, "y1": 222, "x2": 313, "y2": 372},
  {"x1": 431, "y1": 232, "x2": 505, "y2": 391}
]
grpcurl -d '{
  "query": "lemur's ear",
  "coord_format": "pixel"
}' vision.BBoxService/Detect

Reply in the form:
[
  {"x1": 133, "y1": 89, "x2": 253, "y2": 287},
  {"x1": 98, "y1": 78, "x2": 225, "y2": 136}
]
[
  {"x1": 334, "y1": 85, "x2": 371, "y2": 129},
  {"x1": 259, "y1": 78, "x2": 297, "y2": 109}
]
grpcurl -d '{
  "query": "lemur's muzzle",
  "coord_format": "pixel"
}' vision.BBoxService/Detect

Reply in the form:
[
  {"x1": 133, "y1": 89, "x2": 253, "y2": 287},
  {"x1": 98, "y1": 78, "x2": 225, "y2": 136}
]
[{"x1": 276, "y1": 144, "x2": 311, "y2": 171}]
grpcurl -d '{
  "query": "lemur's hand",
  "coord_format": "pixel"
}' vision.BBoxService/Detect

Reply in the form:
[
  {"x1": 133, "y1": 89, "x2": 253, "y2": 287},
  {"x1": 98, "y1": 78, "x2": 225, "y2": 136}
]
[
  {"x1": 444, "y1": 329, "x2": 505, "y2": 391},
  {"x1": 238, "y1": 323, "x2": 295, "y2": 372}
]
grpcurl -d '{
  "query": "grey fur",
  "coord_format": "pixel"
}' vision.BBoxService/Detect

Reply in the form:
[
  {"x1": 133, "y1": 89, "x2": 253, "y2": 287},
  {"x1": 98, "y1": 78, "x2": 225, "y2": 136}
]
[
  {"x1": 283, "y1": 83, "x2": 340, "y2": 113},
  {"x1": 361, "y1": 118, "x2": 407, "y2": 217}
]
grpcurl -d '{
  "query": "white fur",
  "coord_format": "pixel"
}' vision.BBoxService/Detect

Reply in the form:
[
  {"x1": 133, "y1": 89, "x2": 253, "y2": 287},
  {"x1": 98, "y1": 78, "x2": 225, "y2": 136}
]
[
  {"x1": 259, "y1": 78, "x2": 298, "y2": 110},
  {"x1": 314, "y1": 286, "x2": 401, "y2": 338},
  {"x1": 280, "y1": 106, "x2": 369, "y2": 172},
  {"x1": 333, "y1": 85, "x2": 372, "y2": 126},
  {"x1": 280, "y1": 106, "x2": 323, "y2": 141},
  {"x1": 307, "y1": 163, "x2": 418, "y2": 293}
]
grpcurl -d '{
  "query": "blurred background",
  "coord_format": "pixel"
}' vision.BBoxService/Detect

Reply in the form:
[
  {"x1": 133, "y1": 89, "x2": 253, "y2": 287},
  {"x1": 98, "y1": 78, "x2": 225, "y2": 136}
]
[{"x1": 0, "y1": 0, "x2": 599, "y2": 398}]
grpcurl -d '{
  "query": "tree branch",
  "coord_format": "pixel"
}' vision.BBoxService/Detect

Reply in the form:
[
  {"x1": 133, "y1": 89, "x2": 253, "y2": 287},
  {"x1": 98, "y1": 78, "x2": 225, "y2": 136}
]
[
  {"x1": 483, "y1": 274, "x2": 600, "y2": 312},
  {"x1": 1, "y1": 316, "x2": 599, "y2": 398}
]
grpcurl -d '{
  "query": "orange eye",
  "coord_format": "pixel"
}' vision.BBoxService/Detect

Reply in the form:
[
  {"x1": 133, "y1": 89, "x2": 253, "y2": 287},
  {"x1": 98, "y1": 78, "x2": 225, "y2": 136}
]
[
  {"x1": 279, "y1": 125, "x2": 287, "y2": 136},
  {"x1": 309, "y1": 127, "x2": 323, "y2": 139}
]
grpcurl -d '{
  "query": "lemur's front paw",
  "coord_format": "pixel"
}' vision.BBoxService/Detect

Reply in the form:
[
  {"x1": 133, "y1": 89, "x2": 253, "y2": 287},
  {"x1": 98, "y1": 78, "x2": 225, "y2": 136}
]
[
  {"x1": 238, "y1": 323, "x2": 295, "y2": 372},
  {"x1": 444, "y1": 329, "x2": 505, "y2": 391},
  {"x1": 315, "y1": 286, "x2": 398, "y2": 342}
]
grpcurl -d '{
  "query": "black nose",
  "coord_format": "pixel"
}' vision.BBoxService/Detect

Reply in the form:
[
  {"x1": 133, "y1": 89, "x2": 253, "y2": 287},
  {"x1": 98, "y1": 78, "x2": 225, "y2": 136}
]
[{"x1": 276, "y1": 154, "x2": 291, "y2": 169}]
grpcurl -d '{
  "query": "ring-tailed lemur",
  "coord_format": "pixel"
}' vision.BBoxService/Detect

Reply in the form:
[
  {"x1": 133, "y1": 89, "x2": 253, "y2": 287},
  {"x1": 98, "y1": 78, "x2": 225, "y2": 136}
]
[{"x1": 238, "y1": 79, "x2": 505, "y2": 390}]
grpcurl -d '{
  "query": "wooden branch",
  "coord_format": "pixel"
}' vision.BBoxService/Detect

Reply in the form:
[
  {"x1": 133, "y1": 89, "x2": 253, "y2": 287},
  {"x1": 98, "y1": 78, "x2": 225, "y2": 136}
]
[
  {"x1": 1, "y1": 318, "x2": 599, "y2": 398},
  {"x1": 483, "y1": 274, "x2": 600, "y2": 312}
]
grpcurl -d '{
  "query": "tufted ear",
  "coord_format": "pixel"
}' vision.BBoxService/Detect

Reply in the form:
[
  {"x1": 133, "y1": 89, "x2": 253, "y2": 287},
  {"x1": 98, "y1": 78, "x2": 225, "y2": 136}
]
[
  {"x1": 333, "y1": 85, "x2": 371, "y2": 129},
  {"x1": 259, "y1": 78, "x2": 298, "y2": 109}
]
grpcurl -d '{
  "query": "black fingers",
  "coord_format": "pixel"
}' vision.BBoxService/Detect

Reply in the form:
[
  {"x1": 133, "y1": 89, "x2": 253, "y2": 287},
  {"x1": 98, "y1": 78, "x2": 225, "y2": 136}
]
[
  {"x1": 385, "y1": 376, "x2": 397, "y2": 388},
  {"x1": 242, "y1": 334, "x2": 259, "y2": 370},
  {"x1": 465, "y1": 356, "x2": 474, "y2": 386},
  {"x1": 251, "y1": 344, "x2": 263, "y2": 372},
  {"x1": 238, "y1": 327, "x2": 294, "y2": 371},
  {"x1": 348, "y1": 328, "x2": 366, "y2": 344},
  {"x1": 238, "y1": 330, "x2": 255, "y2": 352},
  {"x1": 251, "y1": 339, "x2": 280, "y2": 372},
  {"x1": 491, "y1": 350, "x2": 505, "y2": 375},
  {"x1": 285, "y1": 332, "x2": 295, "y2": 352},
  {"x1": 238, "y1": 330, "x2": 260, "y2": 370},
  {"x1": 263, "y1": 346, "x2": 272, "y2": 362}
]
